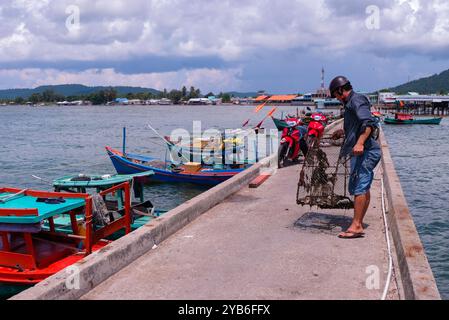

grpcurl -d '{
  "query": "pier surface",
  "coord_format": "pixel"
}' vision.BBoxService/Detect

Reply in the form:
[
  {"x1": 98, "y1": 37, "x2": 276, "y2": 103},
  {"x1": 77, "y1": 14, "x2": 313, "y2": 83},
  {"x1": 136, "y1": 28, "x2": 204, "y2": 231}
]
[{"x1": 82, "y1": 160, "x2": 399, "y2": 300}]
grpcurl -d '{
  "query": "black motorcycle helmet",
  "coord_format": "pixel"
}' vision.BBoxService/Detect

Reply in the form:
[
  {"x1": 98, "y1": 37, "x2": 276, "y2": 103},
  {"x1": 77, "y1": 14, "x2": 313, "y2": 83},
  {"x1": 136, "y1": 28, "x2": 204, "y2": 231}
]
[{"x1": 329, "y1": 76, "x2": 351, "y2": 98}]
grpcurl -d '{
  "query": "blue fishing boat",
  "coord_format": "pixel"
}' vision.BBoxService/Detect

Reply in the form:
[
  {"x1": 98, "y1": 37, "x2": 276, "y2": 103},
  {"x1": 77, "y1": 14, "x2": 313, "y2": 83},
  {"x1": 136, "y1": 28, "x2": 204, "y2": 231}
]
[{"x1": 105, "y1": 146, "x2": 249, "y2": 186}]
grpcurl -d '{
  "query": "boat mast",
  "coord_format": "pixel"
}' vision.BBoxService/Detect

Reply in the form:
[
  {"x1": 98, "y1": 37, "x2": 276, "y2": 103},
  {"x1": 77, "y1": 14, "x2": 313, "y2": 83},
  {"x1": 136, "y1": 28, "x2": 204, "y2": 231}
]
[{"x1": 123, "y1": 127, "x2": 126, "y2": 156}]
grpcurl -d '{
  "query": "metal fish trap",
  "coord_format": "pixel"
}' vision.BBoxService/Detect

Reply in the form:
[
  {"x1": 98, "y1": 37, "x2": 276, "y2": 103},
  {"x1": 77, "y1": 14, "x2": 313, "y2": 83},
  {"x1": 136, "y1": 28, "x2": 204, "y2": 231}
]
[{"x1": 296, "y1": 137, "x2": 353, "y2": 209}]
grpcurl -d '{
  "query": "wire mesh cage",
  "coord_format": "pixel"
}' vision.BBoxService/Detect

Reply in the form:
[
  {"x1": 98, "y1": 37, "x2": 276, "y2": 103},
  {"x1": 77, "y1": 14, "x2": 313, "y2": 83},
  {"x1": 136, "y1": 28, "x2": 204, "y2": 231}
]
[{"x1": 296, "y1": 136, "x2": 353, "y2": 209}]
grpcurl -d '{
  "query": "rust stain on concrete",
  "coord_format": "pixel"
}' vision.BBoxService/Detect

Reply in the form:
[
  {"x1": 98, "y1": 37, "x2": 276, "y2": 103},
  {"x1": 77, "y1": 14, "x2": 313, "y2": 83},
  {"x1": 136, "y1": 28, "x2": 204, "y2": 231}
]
[{"x1": 405, "y1": 244, "x2": 423, "y2": 258}]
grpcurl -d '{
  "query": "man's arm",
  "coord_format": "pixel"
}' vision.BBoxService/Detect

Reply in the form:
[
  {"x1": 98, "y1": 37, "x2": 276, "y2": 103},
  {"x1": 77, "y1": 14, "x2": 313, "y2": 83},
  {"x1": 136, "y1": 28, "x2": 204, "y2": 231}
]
[
  {"x1": 355, "y1": 96, "x2": 375, "y2": 136},
  {"x1": 353, "y1": 95, "x2": 375, "y2": 156},
  {"x1": 353, "y1": 126, "x2": 372, "y2": 156}
]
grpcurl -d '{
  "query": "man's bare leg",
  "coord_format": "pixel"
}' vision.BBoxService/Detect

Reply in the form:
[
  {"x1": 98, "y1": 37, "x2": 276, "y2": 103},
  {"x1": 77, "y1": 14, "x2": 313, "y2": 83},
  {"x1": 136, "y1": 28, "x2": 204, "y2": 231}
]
[
  {"x1": 339, "y1": 191, "x2": 370, "y2": 237},
  {"x1": 362, "y1": 191, "x2": 370, "y2": 221}
]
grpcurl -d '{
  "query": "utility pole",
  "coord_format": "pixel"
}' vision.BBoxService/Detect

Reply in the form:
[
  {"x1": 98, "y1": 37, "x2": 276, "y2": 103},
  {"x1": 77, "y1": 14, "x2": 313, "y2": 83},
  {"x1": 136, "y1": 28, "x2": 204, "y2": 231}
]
[{"x1": 321, "y1": 66, "x2": 325, "y2": 91}]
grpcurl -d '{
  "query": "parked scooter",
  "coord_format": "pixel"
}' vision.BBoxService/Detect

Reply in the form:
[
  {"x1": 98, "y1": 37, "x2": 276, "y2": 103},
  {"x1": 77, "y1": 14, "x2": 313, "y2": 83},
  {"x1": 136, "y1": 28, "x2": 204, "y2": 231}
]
[
  {"x1": 306, "y1": 113, "x2": 327, "y2": 148},
  {"x1": 278, "y1": 118, "x2": 308, "y2": 168}
]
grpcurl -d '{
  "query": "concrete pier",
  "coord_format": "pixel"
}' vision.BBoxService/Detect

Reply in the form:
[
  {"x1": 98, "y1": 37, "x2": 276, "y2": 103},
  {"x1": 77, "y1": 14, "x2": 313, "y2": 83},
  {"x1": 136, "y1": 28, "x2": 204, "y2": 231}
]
[
  {"x1": 12, "y1": 121, "x2": 440, "y2": 300},
  {"x1": 81, "y1": 160, "x2": 399, "y2": 300}
]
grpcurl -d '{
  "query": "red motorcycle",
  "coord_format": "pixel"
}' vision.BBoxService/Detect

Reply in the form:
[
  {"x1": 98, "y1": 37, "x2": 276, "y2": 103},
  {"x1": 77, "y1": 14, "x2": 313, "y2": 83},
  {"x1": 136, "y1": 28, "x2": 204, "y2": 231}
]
[
  {"x1": 278, "y1": 117, "x2": 308, "y2": 168},
  {"x1": 306, "y1": 113, "x2": 327, "y2": 148}
]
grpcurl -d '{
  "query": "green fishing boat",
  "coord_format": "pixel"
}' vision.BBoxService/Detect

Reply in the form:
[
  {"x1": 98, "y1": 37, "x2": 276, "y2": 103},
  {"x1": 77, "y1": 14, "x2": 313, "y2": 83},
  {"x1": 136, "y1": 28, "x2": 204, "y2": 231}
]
[
  {"x1": 384, "y1": 113, "x2": 442, "y2": 125},
  {"x1": 50, "y1": 171, "x2": 166, "y2": 237},
  {"x1": 53, "y1": 172, "x2": 153, "y2": 193}
]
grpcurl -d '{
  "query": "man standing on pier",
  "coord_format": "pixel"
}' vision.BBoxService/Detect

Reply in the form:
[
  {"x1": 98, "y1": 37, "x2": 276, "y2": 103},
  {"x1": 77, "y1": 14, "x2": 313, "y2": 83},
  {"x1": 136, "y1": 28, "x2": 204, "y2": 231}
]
[{"x1": 329, "y1": 76, "x2": 381, "y2": 239}]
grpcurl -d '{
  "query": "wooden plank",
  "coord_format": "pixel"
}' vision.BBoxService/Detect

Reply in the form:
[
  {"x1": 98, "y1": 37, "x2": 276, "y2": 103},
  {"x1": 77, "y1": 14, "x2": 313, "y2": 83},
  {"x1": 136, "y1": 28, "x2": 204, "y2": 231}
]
[
  {"x1": 1, "y1": 232, "x2": 10, "y2": 251},
  {"x1": 0, "y1": 251, "x2": 36, "y2": 270},
  {"x1": 69, "y1": 211, "x2": 80, "y2": 235},
  {"x1": 48, "y1": 217, "x2": 56, "y2": 233},
  {"x1": 249, "y1": 174, "x2": 271, "y2": 188},
  {"x1": 124, "y1": 183, "x2": 131, "y2": 234},
  {"x1": 0, "y1": 189, "x2": 27, "y2": 203},
  {"x1": 0, "y1": 208, "x2": 39, "y2": 216},
  {"x1": 93, "y1": 218, "x2": 126, "y2": 243},
  {"x1": 85, "y1": 198, "x2": 93, "y2": 255},
  {"x1": 26, "y1": 189, "x2": 88, "y2": 199},
  {"x1": 0, "y1": 188, "x2": 88, "y2": 200},
  {"x1": 23, "y1": 233, "x2": 37, "y2": 269}
]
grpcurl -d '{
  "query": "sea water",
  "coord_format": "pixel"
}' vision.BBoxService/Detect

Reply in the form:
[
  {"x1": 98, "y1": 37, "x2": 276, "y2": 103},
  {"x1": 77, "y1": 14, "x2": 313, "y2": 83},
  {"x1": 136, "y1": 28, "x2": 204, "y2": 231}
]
[{"x1": 383, "y1": 119, "x2": 449, "y2": 299}]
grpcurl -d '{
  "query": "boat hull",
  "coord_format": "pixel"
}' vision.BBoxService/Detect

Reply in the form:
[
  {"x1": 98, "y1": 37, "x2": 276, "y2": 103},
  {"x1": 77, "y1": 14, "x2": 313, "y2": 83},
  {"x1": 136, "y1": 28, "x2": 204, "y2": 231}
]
[
  {"x1": 0, "y1": 241, "x2": 108, "y2": 285},
  {"x1": 384, "y1": 117, "x2": 442, "y2": 125},
  {"x1": 106, "y1": 147, "x2": 245, "y2": 186}
]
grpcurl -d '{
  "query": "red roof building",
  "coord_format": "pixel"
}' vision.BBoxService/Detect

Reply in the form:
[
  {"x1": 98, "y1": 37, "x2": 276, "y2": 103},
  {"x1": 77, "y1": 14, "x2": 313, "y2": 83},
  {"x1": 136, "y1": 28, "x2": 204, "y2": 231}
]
[{"x1": 267, "y1": 95, "x2": 298, "y2": 102}]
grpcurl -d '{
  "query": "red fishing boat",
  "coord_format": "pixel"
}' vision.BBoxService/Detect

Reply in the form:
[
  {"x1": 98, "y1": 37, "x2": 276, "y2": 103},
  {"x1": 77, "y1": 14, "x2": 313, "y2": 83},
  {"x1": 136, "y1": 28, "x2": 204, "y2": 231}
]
[{"x1": 0, "y1": 182, "x2": 132, "y2": 285}]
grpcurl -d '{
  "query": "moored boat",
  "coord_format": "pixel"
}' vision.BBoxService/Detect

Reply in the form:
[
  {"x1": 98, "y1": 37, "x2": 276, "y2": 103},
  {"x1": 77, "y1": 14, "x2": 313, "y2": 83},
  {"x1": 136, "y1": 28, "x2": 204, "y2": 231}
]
[
  {"x1": 106, "y1": 146, "x2": 249, "y2": 186},
  {"x1": 0, "y1": 184, "x2": 132, "y2": 284},
  {"x1": 164, "y1": 135, "x2": 246, "y2": 164},
  {"x1": 384, "y1": 113, "x2": 442, "y2": 125},
  {"x1": 51, "y1": 171, "x2": 166, "y2": 235},
  {"x1": 53, "y1": 172, "x2": 152, "y2": 193}
]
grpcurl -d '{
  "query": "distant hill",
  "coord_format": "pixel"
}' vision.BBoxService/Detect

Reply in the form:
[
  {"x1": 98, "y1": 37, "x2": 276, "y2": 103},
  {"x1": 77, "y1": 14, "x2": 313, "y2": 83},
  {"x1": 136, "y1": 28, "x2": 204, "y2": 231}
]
[
  {"x1": 387, "y1": 69, "x2": 449, "y2": 94},
  {"x1": 0, "y1": 84, "x2": 161, "y2": 99},
  {"x1": 0, "y1": 84, "x2": 259, "y2": 100}
]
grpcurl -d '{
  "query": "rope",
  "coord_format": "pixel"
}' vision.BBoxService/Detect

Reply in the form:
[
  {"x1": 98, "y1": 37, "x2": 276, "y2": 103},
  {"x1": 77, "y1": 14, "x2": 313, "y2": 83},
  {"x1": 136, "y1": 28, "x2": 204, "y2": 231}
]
[
  {"x1": 380, "y1": 172, "x2": 393, "y2": 300},
  {"x1": 371, "y1": 161, "x2": 394, "y2": 300}
]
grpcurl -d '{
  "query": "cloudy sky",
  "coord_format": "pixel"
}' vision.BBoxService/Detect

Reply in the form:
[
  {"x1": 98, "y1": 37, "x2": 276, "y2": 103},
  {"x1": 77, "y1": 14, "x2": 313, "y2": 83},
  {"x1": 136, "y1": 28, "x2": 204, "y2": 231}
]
[{"x1": 1, "y1": 0, "x2": 449, "y2": 93}]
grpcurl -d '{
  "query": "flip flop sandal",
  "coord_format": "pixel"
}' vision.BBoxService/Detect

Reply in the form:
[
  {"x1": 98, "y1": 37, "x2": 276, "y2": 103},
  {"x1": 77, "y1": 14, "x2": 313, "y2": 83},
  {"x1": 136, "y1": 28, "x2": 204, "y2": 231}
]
[{"x1": 338, "y1": 231, "x2": 365, "y2": 239}]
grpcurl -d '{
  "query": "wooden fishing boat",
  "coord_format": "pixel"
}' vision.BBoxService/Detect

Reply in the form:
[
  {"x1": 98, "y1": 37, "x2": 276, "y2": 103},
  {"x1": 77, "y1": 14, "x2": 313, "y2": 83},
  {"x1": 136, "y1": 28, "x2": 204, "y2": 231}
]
[
  {"x1": 384, "y1": 113, "x2": 442, "y2": 125},
  {"x1": 0, "y1": 183, "x2": 132, "y2": 285},
  {"x1": 51, "y1": 171, "x2": 166, "y2": 236},
  {"x1": 105, "y1": 146, "x2": 249, "y2": 186},
  {"x1": 164, "y1": 135, "x2": 245, "y2": 163},
  {"x1": 164, "y1": 139, "x2": 246, "y2": 166},
  {"x1": 53, "y1": 172, "x2": 151, "y2": 193}
]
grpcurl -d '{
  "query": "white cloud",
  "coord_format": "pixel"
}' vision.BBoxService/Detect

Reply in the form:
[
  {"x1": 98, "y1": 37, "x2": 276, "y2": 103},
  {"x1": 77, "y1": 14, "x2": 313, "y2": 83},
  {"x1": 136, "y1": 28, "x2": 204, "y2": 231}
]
[{"x1": 0, "y1": 0, "x2": 447, "y2": 63}]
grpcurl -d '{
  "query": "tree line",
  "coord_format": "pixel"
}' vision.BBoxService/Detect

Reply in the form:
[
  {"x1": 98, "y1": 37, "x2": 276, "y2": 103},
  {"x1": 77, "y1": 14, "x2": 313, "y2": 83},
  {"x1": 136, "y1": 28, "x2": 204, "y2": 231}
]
[{"x1": 1, "y1": 86, "x2": 233, "y2": 105}]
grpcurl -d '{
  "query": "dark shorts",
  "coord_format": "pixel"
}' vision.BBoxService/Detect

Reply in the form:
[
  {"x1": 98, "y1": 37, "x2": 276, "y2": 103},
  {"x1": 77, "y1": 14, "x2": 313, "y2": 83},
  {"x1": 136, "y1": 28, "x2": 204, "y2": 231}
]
[{"x1": 348, "y1": 148, "x2": 381, "y2": 196}]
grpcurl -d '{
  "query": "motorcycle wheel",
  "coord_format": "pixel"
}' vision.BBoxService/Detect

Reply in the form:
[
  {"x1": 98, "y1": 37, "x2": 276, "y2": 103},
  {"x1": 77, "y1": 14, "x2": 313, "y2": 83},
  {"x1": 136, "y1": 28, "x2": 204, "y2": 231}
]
[
  {"x1": 278, "y1": 143, "x2": 290, "y2": 168},
  {"x1": 306, "y1": 135, "x2": 318, "y2": 150},
  {"x1": 300, "y1": 138, "x2": 309, "y2": 157}
]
